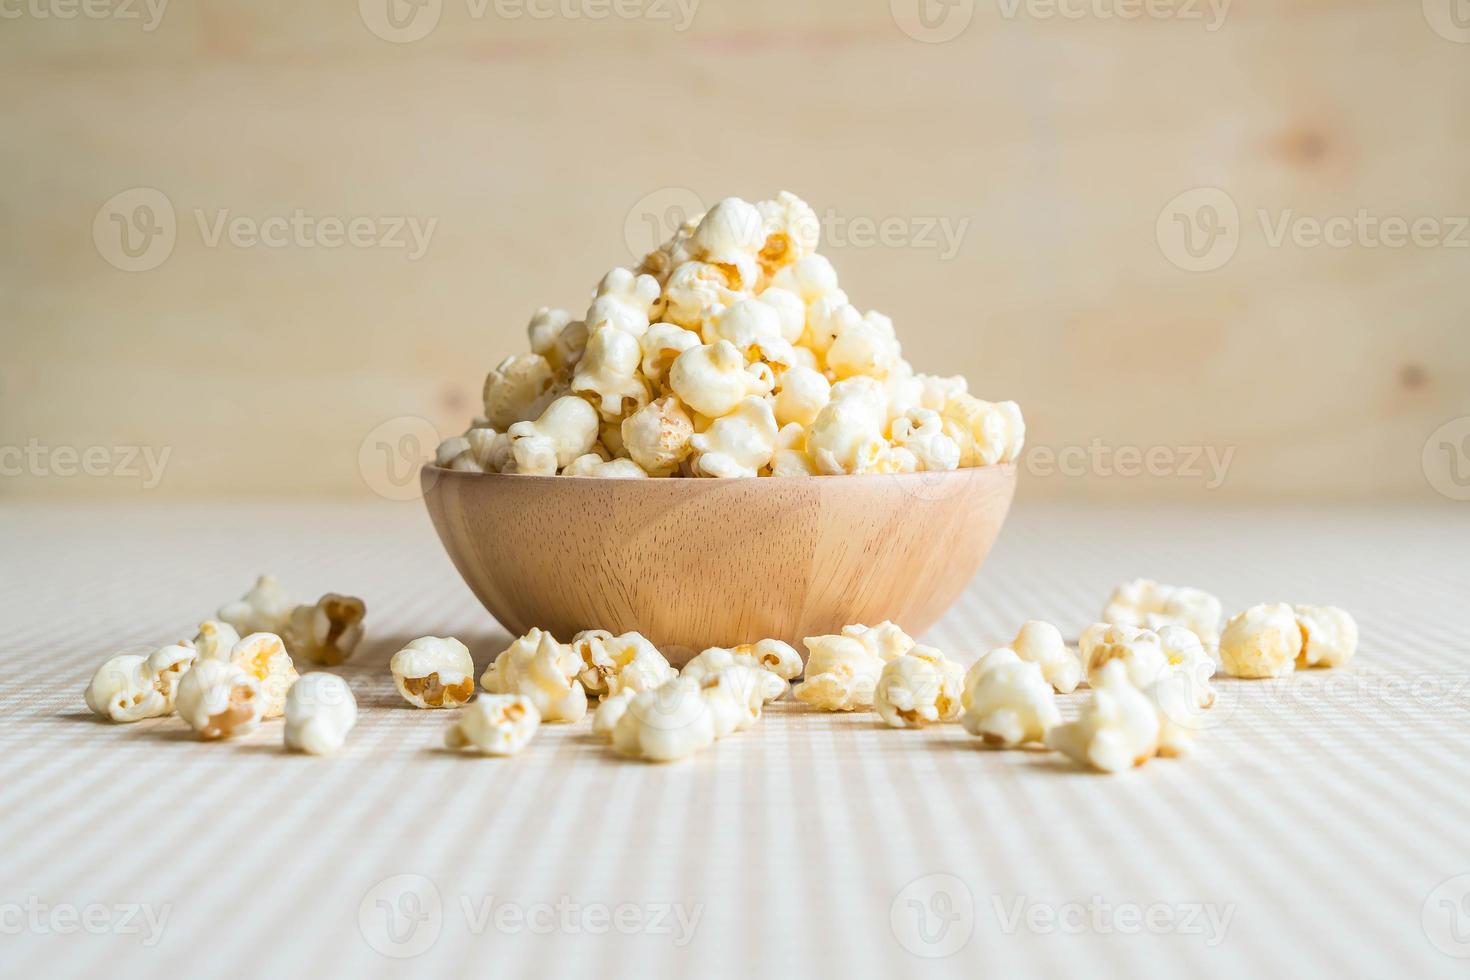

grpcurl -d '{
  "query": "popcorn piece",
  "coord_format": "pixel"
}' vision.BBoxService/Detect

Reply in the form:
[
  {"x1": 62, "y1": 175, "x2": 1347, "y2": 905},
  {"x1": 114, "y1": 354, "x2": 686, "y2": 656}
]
[
  {"x1": 841, "y1": 620, "x2": 916, "y2": 662},
  {"x1": 698, "y1": 664, "x2": 770, "y2": 737},
  {"x1": 526, "y1": 307, "x2": 577, "y2": 370},
  {"x1": 682, "y1": 642, "x2": 797, "y2": 700},
  {"x1": 506, "y1": 395, "x2": 600, "y2": 475},
  {"x1": 1219, "y1": 603, "x2": 1302, "y2": 678},
  {"x1": 482, "y1": 353, "x2": 556, "y2": 430},
  {"x1": 1102, "y1": 579, "x2": 1223, "y2": 649},
  {"x1": 794, "y1": 632, "x2": 886, "y2": 711},
  {"x1": 481, "y1": 628, "x2": 587, "y2": 723},
  {"x1": 283, "y1": 593, "x2": 366, "y2": 666},
  {"x1": 192, "y1": 620, "x2": 241, "y2": 662},
  {"x1": 807, "y1": 381, "x2": 888, "y2": 475},
  {"x1": 669, "y1": 341, "x2": 775, "y2": 419},
  {"x1": 611, "y1": 678, "x2": 716, "y2": 762},
  {"x1": 561, "y1": 454, "x2": 650, "y2": 479},
  {"x1": 1293, "y1": 605, "x2": 1358, "y2": 669},
  {"x1": 591, "y1": 688, "x2": 637, "y2": 740},
  {"x1": 689, "y1": 197, "x2": 765, "y2": 272},
  {"x1": 176, "y1": 659, "x2": 264, "y2": 740},
  {"x1": 1146, "y1": 673, "x2": 1207, "y2": 757},
  {"x1": 756, "y1": 191, "x2": 820, "y2": 277},
  {"x1": 827, "y1": 311, "x2": 902, "y2": 380},
  {"x1": 770, "y1": 253, "x2": 840, "y2": 306},
  {"x1": 572, "y1": 326, "x2": 652, "y2": 420},
  {"x1": 941, "y1": 394, "x2": 1025, "y2": 466},
  {"x1": 84, "y1": 644, "x2": 198, "y2": 723},
  {"x1": 391, "y1": 636, "x2": 476, "y2": 709},
  {"x1": 230, "y1": 632, "x2": 300, "y2": 719},
  {"x1": 690, "y1": 396, "x2": 779, "y2": 478},
  {"x1": 1156, "y1": 625, "x2": 1217, "y2": 709},
  {"x1": 435, "y1": 435, "x2": 471, "y2": 468},
  {"x1": 568, "y1": 630, "x2": 676, "y2": 699},
  {"x1": 662, "y1": 261, "x2": 746, "y2": 332},
  {"x1": 584, "y1": 268, "x2": 661, "y2": 338},
  {"x1": 445, "y1": 695, "x2": 541, "y2": 756},
  {"x1": 772, "y1": 365, "x2": 831, "y2": 429},
  {"x1": 1080, "y1": 623, "x2": 1168, "y2": 689},
  {"x1": 757, "y1": 287, "x2": 806, "y2": 343},
  {"x1": 1009, "y1": 621, "x2": 1082, "y2": 694},
  {"x1": 283, "y1": 673, "x2": 358, "y2": 756},
  {"x1": 707, "y1": 299, "x2": 796, "y2": 368},
  {"x1": 874, "y1": 646, "x2": 965, "y2": 728},
  {"x1": 639, "y1": 322, "x2": 701, "y2": 386},
  {"x1": 959, "y1": 647, "x2": 1059, "y2": 747},
  {"x1": 1045, "y1": 661, "x2": 1161, "y2": 773},
  {"x1": 889, "y1": 408, "x2": 961, "y2": 472},
  {"x1": 621, "y1": 396, "x2": 695, "y2": 476},
  {"x1": 219, "y1": 574, "x2": 294, "y2": 636}
]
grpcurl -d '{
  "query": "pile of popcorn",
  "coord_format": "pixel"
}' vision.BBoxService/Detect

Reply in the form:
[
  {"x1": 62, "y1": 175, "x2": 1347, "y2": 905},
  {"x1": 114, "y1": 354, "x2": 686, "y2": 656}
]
[
  {"x1": 433, "y1": 191, "x2": 1024, "y2": 479},
  {"x1": 83, "y1": 573, "x2": 1359, "y2": 772}
]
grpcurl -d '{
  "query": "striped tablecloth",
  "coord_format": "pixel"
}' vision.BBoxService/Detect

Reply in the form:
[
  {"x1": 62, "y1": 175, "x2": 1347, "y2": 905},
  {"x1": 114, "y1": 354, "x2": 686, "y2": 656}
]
[{"x1": 4, "y1": 500, "x2": 1468, "y2": 978}]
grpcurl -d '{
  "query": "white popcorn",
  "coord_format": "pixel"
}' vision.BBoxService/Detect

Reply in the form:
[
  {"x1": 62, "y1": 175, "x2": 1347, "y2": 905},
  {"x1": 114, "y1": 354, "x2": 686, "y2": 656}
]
[
  {"x1": 568, "y1": 629, "x2": 676, "y2": 699},
  {"x1": 706, "y1": 299, "x2": 796, "y2": 369},
  {"x1": 1293, "y1": 605, "x2": 1358, "y2": 669},
  {"x1": 1080, "y1": 623, "x2": 1168, "y2": 689},
  {"x1": 889, "y1": 408, "x2": 961, "y2": 472},
  {"x1": 283, "y1": 593, "x2": 366, "y2": 666},
  {"x1": 756, "y1": 191, "x2": 820, "y2": 276},
  {"x1": 1102, "y1": 579, "x2": 1223, "y2": 649},
  {"x1": 756, "y1": 286, "x2": 806, "y2": 343},
  {"x1": 690, "y1": 396, "x2": 779, "y2": 478},
  {"x1": 192, "y1": 619, "x2": 241, "y2": 662},
  {"x1": 481, "y1": 628, "x2": 587, "y2": 723},
  {"x1": 1009, "y1": 621, "x2": 1083, "y2": 694},
  {"x1": 506, "y1": 395, "x2": 600, "y2": 475},
  {"x1": 827, "y1": 311, "x2": 902, "y2": 380},
  {"x1": 793, "y1": 632, "x2": 887, "y2": 711},
  {"x1": 842, "y1": 620, "x2": 917, "y2": 662},
  {"x1": 230, "y1": 632, "x2": 300, "y2": 719},
  {"x1": 942, "y1": 394, "x2": 1025, "y2": 466},
  {"x1": 639, "y1": 322, "x2": 701, "y2": 386},
  {"x1": 772, "y1": 365, "x2": 831, "y2": 429},
  {"x1": 806, "y1": 379, "x2": 888, "y2": 474},
  {"x1": 611, "y1": 678, "x2": 716, "y2": 762},
  {"x1": 1156, "y1": 624, "x2": 1217, "y2": 710},
  {"x1": 690, "y1": 197, "x2": 765, "y2": 270},
  {"x1": 572, "y1": 326, "x2": 652, "y2": 420},
  {"x1": 84, "y1": 644, "x2": 197, "y2": 723},
  {"x1": 391, "y1": 636, "x2": 477, "y2": 709},
  {"x1": 435, "y1": 435, "x2": 471, "y2": 468},
  {"x1": 698, "y1": 664, "x2": 770, "y2": 737},
  {"x1": 591, "y1": 688, "x2": 638, "y2": 740},
  {"x1": 1146, "y1": 673, "x2": 1209, "y2": 757},
  {"x1": 176, "y1": 659, "x2": 264, "y2": 740},
  {"x1": 482, "y1": 353, "x2": 556, "y2": 430},
  {"x1": 283, "y1": 673, "x2": 358, "y2": 756},
  {"x1": 219, "y1": 574, "x2": 294, "y2": 636},
  {"x1": 446, "y1": 425, "x2": 501, "y2": 473},
  {"x1": 770, "y1": 253, "x2": 840, "y2": 305},
  {"x1": 1045, "y1": 661, "x2": 1161, "y2": 773},
  {"x1": 526, "y1": 306, "x2": 576, "y2": 369},
  {"x1": 669, "y1": 341, "x2": 775, "y2": 419},
  {"x1": 621, "y1": 396, "x2": 695, "y2": 476},
  {"x1": 916, "y1": 373, "x2": 968, "y2": 412},
  {"x1": 959, "y1": 648, "x2": 1060, "y2": 747},
  {"x1": 1219, "y1": 603, "x2": 1302, "y2": 678},
  {"x1": 445, "y1": 695, "x2": 541, "y2": 756},
  {"x1": 584, "y1": 268, "x2": 661, "y2": 338},
  {"x1": 561, "y1": 454, "x2": 649, "y2": 478},
  {"x1": 874, "y1": 646, "x2": 965, "y2": 728},
  {"x1": 662, "y1": 261, "x2": 746, "y2": 332},
  {"x1": 681, "y1": 643, "x2": 795, "y2": 700}
]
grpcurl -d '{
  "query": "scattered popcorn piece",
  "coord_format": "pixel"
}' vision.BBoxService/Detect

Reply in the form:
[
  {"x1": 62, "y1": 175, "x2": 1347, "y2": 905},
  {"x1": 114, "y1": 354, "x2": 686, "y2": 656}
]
[
  {"x1": 842, "y1": 621, "x2": 916, "y2": 662},
  {"x1": 959, "y1": 647, "x2": 1059, "y2": 747},
  {"x1": 229, "y1": 633, "x2": 299, "y2": 719},
  {"x1": 506, "y1": 395, "x2": 600, "y2": 475},
  {"x1": 481, "y1": 628, "x2": 588, "y2": 723},
  {"x1": 191, "y1": 620, "x2": 241, "y2": 662},
  {"x1": 681, "y1": 646, "x2": 790, "y2": 701},
  {"x1": 445, "y1": 695, "x2": 541, "y2": 756},
  {"x1": 611, "y1": 678, "x2": 716, "y2": 762},
  {"x1": 218, "y1": 575, "x2": 294, "y2": 636},
  {"x1": 1102, "y1": 579, "x2": 1223, "y2": 649},
  {"x1": 1045, "y1": 661, "x2": 1161, "y2": 773},
  {"x1": 1079, "y1": 623, "x2": 1168, "y2": 689},
  {"x1": 794, "y1": 632, "x2": 887, "y2": 711},
  {"x1": 1009, "y1": 621, "x2": 1083, "y2": 694},
  {"x1": 176, "y1": 659, "x2": 264, "y2": 740},
  {"x1": 569, "y1": 630, "x2": 676, "y2": 699},
  {"x1": 283, "y1": 673, "x2": 358, "y2": 756},
  {"x1": 591, "y1": 688, "x2": 637, "y2": 740},
  {"x1": 1219, "y1": 603, "x2": 1302, "y2": 679},
  {"x1": 874, "y1": 646, "x2": 965, "y2": 728},
  {"x1": 1146, "y1": 674, "x2": 1205, "y2": 758},
  {"x1": 84, "y1": 644, "x2": 197, "y2": 723},
  {"x1": 391, "y1": 636, "x2": 477, "y2": 709},
  {"x1": 698, "y1": 664, "x2": 770, "y2": 737},
  {"x1": 1156, "y1": 625, "x2": 1217, "y2": 709},
  {"x1": 283, "y1": 593, "x2": 366, "y2": 666},
  {"x1": 1293, "y1": 605, "x2": 1358, "y2": 669}
]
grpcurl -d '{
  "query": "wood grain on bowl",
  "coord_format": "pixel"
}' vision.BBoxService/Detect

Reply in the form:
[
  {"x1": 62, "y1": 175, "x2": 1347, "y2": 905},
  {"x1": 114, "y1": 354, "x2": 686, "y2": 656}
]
[{"x1": 421, "y1": 466, "x2": 1016, "y2": 664}]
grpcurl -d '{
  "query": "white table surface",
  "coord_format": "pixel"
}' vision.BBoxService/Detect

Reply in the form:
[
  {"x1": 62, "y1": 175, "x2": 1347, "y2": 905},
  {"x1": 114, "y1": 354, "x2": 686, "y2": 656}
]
[{"x1": 3, "y1": 498, "x2": 1469, "y2": 978}]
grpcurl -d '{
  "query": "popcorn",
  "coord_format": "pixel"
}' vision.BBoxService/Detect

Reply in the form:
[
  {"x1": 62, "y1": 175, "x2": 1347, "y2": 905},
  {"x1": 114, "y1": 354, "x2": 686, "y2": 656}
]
[
  {"x1": 874, "y1": 646, "x2": 965, "y2": 728},
  {"x1": 584, "y1": 268, "x2": 661, "y2": 338},
  {"x1": 481, "y1": 628, "x2": 587, "y2": 723},
  {"x1": 1156, "y1": 625, "x2": 1217, "y2": 709},
  {"x1": 283, "y1": 673, "x2": 358, "y2": 756},
  {"x1": 1009, "y1": 621, "x2": 1082, "y2": 694},
  {"x1": 772, "y1": 365, "x2": 831, "y2": 429},
  {"x1": 689, "y1": 396, "x2": 779, "y2": 478},
  {"x1": 230, "y1": 632, "x2": 300, "y2": 719},
  {"x1": 793, "y1": 631, "x2": 887, "y2": 711},
  {"x1": 807, "y1": 379, "x2": 888, "y2": 475},
  {"x1": 445, "y1": 695, "x2": 541, "y2": 757},
  {"x1": 610, "y1": 678, "x2": 716, "y2": 762},
  {"x1": 1102, "y1": 579, "x2": 1223, "y2": 649},
  {"x1": 568, "y1": 629, "x2": 676, "y2": 699},
  {"x1": 889, "y1": 408, "x2": 960, "y2": 473},
  {"x1": 757, "y1": 287, "x2": 806, "y2": 343},
  {"x1": 663, "y1": 262, "x2": 745, "y2": 332},
  {"x1": 391, "y1": 636, "x2": 477, "y2": 709},
  {"x1": 698, "y1": 664, "x2": 770, "y2": 737},
  {"x1": 842, "y1": 620, "x2": 916, "y2": 662},
  {"x1": 84, "y1": 644, "x2": 197, "y2": 723},
  {"x1": 827, "y1": 311, "x2": 902, "y2": 381},
  {"x1": 1045, "y1": 661, "x2": 1161, "y2": 773},
  {"x1": 572, "y1": 326, "x2": 652, "y2": 420},
  {"x1": 1293, "y1": 605, "x2": 1358, "y2": 669},
  {"x1": 639, "y1": 323, "x2": 701, "y2": 386},
  {"x1": 689, "y1": 197, "x2": 765, "y2": 274},
  {"x1": 176, "y1": 659, "x2": 264, "y2": 740},
  {"x1": 941, "y1": 395, "x2": 1025, "y2": 466},
  {"x1": 561, "y1": 454, "x2": 650, "y2": 479},
  {"x1": 482, "y1": 353, "x2": 557, "y2": 430},
  {"x1": 959, "y1": 648, "x2": 1059, "y2": 747},
  {"x1": 669, "y1": 341, "x2": 775, "y2": 419},
  {"x1": 1079, "y1": 623, "x2": 1168, "y2": 689},
  {"x1": 756, "y1": 191, "x2": 820, "y2": 277},
  {"x1": 591, "y1": 688, "x2": 637, "y2": 740},
  {"x1": 506, "y1": 395, "x2": 600, "y2": 475},
  {"x1": 283, "y1": 593, "x2": 366, "y2": 666},
  {"x1": 707, "y1": 299, "x2": 796, "y2": 367},
  {"x1": 621, "y1": 397, "x2": 695, "y2": 476},
  {"x1": 192, "y1": 620, "x2": 241, "y2": 662},
  {"x1": 526, "y1": 307, "x2": 578, "y2": 370},
  {"x1": 681, "y1": 641, "x2": 797, "y2": 700},
  {"x1": 1219, "y1": 603, "x2": 1303, "y2": 678},
  {"x1": 219, "y1": 574, "x2": 293, "y2": 636}
]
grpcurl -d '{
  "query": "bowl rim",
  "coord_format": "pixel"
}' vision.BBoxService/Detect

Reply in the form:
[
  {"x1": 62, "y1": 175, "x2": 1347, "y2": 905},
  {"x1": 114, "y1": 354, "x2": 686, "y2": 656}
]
[{"x1": 421, "y1": 462, "x2": 1018, "y2": 485}]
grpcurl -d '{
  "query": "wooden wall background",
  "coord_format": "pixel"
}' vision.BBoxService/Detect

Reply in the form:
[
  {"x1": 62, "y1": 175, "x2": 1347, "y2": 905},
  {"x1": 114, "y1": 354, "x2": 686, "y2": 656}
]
[{"x1": 3, "y1": 0, "x2": 1468, "y2": 502}]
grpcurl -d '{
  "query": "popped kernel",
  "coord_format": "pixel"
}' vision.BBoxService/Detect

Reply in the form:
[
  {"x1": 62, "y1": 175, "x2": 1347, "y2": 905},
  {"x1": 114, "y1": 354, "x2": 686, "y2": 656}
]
[
  {"x1": 1219, "y1": 603, "x2": 1303, "y2": 678},
  {"x1": 681, "y1": 644, "x2": 793, "y2": 700},
  {"x1": 283, "y1": 593, "x2": 366, "y2": 666},
  {"x1": 698, "y1": 664, "x2": 770, "y2": 738},
  {"x1": 218, "y1": 574, "x2": 294, "y2": 636},
  {"x1": 1293, "y1": 605, "x2": 1358, "y2": 669},
  {"x1": 84, "y1": 644, "x2": 197, "y2": 723},
  {"x1": 506, "y1": 395, "x2": 600, "y2": 475},
  {"x1": 568, "y1": 629, "x2": 676, "y2": 699},
  {"x1": 611, "y1": 677, "x2": 716, "y2": 762},
  {"x1": 284, "y1": 673, "x2": 358, "y2": 756},
  {"x1": 391, "y1": 636, "x2": 477, "y2": 709},
  {"x1": 481, "y1": 628, "x2": 587, "y2": 723},
  {"x1": 1045, "y1": 661, "x2": 1161, "y2": 773},
  {"x1": 230, "y1": 632, "x2": 299, "y2": 719},
  {"x1": 793, "y1": 632, "x2": 886, "y2": 711},
  {"x1": 445, "y1": 695, "x2": 541, "y2": 756},
  {"x1": 1102, "y1": 579, "x2": 1223, "y2": 650},
  {"x1": 1079, "y1": 623, "x2": 1168, "y2": 689},
  {"x1": 591, "y1": 688, "x2": 638, "y2": 740},
  {"x1": 176, "y1": 659, "x2": 264, "y2": 740},
  {"x1": 959, "y1": 648, "x2": 1060, "y2": 747},
  {"x1": 1009, "y1": 620, "x2": 1083, "y2": 694},
  {"x1": 191, "y1": 620, "x2": 241, "y2": 662},
  {"x1": 874, "y1": 646, "x2": 965, "y2": 728}
]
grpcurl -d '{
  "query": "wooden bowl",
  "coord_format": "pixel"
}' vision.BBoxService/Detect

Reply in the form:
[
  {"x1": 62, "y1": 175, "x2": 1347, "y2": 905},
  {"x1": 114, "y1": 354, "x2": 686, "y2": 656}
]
[{"x1": 420, "y1": 465, "x2": 1017, "y2": 664}]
